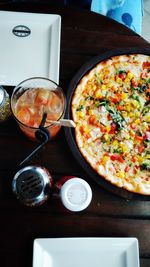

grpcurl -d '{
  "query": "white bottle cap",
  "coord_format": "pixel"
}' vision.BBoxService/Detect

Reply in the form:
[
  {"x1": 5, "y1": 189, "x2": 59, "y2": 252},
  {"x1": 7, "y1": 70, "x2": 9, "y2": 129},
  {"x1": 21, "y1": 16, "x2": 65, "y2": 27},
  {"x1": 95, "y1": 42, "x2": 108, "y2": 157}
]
[{"x1": 60, "y1": 177, "x2": 92, "y2": 212}]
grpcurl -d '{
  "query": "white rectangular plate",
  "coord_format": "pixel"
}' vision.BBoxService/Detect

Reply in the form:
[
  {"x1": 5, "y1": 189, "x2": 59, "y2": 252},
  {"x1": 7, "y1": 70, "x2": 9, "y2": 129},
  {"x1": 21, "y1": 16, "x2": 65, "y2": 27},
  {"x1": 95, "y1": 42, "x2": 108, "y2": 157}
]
[
  {"x1": 0, "y1": 11, "x2": 61, "y2": 86},
  {"x1": 33, "y1": 237, "x2": 139, "y2": 267}
]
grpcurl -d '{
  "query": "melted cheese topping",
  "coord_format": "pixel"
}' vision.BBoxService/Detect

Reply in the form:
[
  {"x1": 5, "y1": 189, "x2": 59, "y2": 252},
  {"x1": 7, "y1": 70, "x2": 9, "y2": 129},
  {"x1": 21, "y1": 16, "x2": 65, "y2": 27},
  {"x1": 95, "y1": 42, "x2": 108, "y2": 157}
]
[{"x1": 72, "y1": 54, "x2": 150, "y2": 195}]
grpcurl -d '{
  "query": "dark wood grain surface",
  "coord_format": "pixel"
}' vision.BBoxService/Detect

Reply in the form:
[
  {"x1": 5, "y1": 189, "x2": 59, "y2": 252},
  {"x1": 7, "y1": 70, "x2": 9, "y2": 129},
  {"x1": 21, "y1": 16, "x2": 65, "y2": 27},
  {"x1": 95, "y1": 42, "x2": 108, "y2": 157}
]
[{"x1": 0, "y1": 2, "x2": 150, "y2": 267}]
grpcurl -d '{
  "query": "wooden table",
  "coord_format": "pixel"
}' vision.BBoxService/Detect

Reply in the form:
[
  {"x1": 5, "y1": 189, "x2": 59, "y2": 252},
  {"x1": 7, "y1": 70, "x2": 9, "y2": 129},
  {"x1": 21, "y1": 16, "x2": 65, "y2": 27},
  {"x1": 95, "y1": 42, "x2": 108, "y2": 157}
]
[{"x1": 0, "y1": 2, "x2": 150, "y2": 267}]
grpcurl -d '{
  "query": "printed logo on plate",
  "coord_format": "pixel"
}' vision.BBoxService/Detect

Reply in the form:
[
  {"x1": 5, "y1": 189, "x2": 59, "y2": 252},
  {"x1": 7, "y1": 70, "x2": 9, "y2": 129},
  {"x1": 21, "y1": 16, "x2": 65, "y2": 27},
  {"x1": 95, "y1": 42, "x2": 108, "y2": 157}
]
[{"x1": 12, "y1": 25, "x2": 31, "y2": 37}]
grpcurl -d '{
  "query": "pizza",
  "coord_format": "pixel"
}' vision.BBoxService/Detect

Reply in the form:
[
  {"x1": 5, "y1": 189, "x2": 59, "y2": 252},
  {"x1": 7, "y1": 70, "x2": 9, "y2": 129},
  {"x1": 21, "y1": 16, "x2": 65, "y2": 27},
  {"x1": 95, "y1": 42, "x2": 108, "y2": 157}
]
[{"x1": 71, "y1": 54, "x2": 150, "y2": 195}]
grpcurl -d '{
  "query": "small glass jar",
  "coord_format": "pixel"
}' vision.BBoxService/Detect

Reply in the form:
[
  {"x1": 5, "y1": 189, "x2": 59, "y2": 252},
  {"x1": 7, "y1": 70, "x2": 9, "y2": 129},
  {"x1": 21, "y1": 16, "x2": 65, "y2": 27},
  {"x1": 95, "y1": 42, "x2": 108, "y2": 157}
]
[
  {"x1": 12, "y1": 165, "x2": 53, "y2": 207},
  {"x1": 54, "y1": 176, "x2": 92, "y2": 212},
  {"x1": 0, "y1": 86, "x2": 11, "y2": 123}
]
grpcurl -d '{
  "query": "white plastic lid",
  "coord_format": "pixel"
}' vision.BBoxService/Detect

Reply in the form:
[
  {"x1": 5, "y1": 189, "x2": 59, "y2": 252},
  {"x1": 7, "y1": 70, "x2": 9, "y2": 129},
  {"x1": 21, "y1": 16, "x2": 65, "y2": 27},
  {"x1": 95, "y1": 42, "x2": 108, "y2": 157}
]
[{"x1": 60, "y1": 178, "x2": 92, "y2": 212}]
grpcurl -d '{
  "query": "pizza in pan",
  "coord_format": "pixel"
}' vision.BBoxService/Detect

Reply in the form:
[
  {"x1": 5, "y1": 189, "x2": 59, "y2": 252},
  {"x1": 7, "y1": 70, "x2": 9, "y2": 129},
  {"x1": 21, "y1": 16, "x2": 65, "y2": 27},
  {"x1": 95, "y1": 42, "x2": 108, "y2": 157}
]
[{"x1": 72, "y1": 54, "x2": 150, "y2": 195}]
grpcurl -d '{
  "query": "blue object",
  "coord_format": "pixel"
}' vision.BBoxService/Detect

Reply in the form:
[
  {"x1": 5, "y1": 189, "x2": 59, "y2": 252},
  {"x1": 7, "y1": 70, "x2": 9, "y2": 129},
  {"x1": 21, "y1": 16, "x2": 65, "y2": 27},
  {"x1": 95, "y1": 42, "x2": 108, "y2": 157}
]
[{"x1": 91, "y1": 0, "x2": 144, "y2": 34}]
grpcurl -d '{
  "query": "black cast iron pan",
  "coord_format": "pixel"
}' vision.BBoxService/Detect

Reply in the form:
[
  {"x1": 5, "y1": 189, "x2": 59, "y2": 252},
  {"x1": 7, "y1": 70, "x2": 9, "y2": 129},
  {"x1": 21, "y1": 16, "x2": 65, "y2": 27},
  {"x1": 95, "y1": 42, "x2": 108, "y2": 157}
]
[{"x1": 64, "y1": 47, "x2": 150, "y2": 200}]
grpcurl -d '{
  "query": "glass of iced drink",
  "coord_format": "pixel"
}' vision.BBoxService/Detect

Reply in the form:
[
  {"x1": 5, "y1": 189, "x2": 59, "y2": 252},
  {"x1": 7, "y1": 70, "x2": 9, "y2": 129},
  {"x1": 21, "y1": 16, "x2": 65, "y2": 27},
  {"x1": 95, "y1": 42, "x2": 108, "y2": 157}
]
[{"x1": 11, "y1": 77, "x2": 66, "y2": 141}]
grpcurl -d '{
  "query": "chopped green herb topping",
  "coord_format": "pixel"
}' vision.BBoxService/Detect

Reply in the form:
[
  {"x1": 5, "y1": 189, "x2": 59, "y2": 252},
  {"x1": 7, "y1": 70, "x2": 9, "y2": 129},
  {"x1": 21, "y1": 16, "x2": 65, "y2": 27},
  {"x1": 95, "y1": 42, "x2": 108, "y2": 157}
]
[
  {"x1": 95, "y1": 72, "x2": 102, "y2": 84},
  {"x1": 86, "y1": 95, "x2": 94, "y2": 100},
  {"x1": 106, "y1": 106, "x2": 124, "y2": 129},
  {"x1": 116, "y1": 69, "x2": 127, "y2": 75},
  {"x1": 131, "y1": 94, "x2": 140, "y2": 102},
  {"x1": 140, "y1": 163, "x2": 150, "y2": 171},
  {"x1": 113, "y1": 148, "x2": 123, "y2": 154},
  {"x1": 95, "y1": 99, "x2": 109, "y2": 108},
  {"x1": 76, "y1": 105, "x2": 84, "y2": 111}
]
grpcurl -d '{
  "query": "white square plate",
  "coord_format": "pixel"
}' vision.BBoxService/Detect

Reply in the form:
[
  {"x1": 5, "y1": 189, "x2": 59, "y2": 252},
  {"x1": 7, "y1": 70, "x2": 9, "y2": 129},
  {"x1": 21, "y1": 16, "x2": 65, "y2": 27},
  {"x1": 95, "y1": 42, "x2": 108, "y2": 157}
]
[
  {"x1": 33, "y1": 237, "x2": 139, "y2": 267},
  {"x1": 0, "y1": 11, "x2": 61, "y2": 86}
]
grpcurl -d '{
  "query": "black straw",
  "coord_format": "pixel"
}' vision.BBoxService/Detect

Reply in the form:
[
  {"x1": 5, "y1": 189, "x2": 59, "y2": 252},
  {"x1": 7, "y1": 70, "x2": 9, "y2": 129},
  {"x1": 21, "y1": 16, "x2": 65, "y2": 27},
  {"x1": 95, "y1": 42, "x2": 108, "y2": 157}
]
[{"x1": 19, "y1": 112, "x2": 50, "y2": 167}]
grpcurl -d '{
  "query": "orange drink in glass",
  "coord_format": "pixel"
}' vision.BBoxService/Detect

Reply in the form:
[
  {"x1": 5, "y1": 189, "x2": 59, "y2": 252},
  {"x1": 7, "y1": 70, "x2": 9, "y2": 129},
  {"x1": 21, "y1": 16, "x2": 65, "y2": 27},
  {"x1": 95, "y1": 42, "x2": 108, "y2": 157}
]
[{"x1": 11, "y1": 77, "x2": 66, "y2": 141}]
